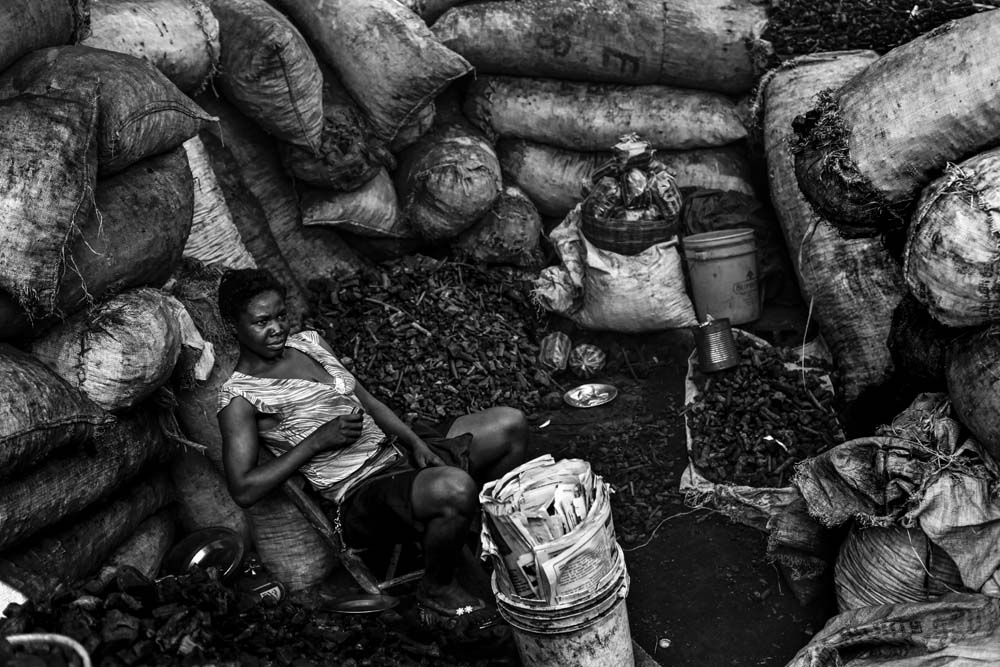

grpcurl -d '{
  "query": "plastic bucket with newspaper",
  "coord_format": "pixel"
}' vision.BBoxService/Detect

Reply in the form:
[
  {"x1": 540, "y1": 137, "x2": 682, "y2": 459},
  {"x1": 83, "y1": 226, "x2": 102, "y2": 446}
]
[{"x1": 493, "y1": 557, "x2": 633, "y2": 667}]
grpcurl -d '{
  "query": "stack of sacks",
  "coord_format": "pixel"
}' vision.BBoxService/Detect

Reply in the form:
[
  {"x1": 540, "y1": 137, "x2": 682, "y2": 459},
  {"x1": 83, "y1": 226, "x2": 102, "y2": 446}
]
[
  {"x1": 0, "y1": 45, "x2": 213, "y2": 342},
  {"x1": 0, "y1": 39, "x2": 240, "y2": 601},
  {"x1": 439, "y1": 0, "x2": 767, "y2": 222},
  {"x1": 761, "y1": 50, "x2": 906, "y2": 408},
  {"x1": 0, "y1": 340, "x2": 183, "y2": 601},
  {"x1": 785, "y1": 12, "x2": 1000, "y2": 438}
]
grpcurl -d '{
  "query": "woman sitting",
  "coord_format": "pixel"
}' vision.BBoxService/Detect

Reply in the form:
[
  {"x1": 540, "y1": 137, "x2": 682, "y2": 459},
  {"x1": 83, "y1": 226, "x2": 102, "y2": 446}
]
[{"x1": 215, "y1": 268, "x2": 527, "y2": 634}]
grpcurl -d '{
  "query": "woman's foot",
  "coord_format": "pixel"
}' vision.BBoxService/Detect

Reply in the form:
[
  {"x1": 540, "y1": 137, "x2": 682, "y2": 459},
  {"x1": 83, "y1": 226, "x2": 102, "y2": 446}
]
[{"x1": 416, "y1": 579, "x2": 485, "y2": 614}]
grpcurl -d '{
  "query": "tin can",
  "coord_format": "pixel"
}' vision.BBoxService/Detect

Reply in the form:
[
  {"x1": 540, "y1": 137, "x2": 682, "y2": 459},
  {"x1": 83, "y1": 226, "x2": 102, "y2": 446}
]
[{"x1": 693, "y1": 318, "x2": 740, "y2": 372}]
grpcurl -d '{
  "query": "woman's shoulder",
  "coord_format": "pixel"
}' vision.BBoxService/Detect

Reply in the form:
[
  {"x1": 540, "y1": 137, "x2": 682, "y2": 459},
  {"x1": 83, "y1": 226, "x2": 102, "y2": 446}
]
[{"x1": 288, "y1": 330, "x2": 339, "y2": 359}]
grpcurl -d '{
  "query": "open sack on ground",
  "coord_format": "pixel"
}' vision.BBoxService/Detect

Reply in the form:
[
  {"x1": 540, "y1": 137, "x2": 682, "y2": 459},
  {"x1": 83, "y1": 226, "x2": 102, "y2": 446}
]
[
  {"x1": 532, "y1": 204, "x2": 696, "y2": 332},
  {"x1": 681, "y1": 330, "x2": 839, "y2": 603}
]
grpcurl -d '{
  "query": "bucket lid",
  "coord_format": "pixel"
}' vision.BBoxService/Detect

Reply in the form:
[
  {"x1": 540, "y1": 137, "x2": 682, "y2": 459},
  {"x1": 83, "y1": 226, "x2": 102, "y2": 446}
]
[{"x1": 682, "y1": 228, "x2": 755, "y2": 249}]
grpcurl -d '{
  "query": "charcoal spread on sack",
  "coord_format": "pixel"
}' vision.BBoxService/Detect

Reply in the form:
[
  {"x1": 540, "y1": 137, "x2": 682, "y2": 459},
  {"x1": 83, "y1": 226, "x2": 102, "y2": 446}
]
[
  {"x1": 306, "y1": 256, "x2": 551, "y2": 422},
  {"x1": 687, "y1": 337, "x2": 842, "y2": 488}
]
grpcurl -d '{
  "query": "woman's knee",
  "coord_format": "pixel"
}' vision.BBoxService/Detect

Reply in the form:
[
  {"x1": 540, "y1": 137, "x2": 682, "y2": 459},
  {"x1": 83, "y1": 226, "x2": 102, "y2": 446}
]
[
  {"x1": 414, "y1": 467, "x2": 478, "y2": 518},
  {"x1": 495, "y1": 406, "x2": 528, "y2": 454}
]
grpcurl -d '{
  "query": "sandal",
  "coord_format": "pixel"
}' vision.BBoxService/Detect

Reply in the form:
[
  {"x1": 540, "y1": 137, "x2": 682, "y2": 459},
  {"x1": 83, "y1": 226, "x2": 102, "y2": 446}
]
[{"x1": 414, "y1": 596, "x2": 509, "y2": 645}]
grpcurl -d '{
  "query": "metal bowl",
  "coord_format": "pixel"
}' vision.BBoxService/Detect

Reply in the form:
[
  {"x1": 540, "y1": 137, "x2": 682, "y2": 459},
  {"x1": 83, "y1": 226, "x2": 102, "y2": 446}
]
[
  {"x1": 324, "y1": 593, "x2": 399, "y2": 615},
  {"x1": 161, "y1": 527, "x2": 245, "y2": 580},
  {"x1": 564, "y1": 383, "x2": 619, "y2": 408}
]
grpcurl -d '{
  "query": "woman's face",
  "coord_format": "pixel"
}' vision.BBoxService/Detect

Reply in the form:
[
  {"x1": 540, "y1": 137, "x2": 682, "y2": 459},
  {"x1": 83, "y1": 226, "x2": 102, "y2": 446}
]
[{"x1": 235, "y1": 290, "x2": 289, "y2": 360}]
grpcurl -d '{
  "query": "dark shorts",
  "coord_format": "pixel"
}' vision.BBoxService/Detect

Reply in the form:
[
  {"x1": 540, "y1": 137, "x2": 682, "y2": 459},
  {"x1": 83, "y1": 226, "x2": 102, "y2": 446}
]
[{"x1": 333, "y1": 418, "x2": 472, "y2": 548}]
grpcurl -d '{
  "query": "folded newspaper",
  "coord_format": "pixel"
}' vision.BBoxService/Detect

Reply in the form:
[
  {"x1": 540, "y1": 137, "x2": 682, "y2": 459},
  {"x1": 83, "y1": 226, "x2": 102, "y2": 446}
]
[{"x1": 480, "y1": 455, "x2": 620, "y2": 605}]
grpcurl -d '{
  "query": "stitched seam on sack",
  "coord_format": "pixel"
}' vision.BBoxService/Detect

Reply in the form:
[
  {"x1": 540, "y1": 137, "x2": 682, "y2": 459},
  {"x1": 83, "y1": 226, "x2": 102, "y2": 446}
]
[
  {"x1": 109, "y1": 101, "x2": 215, "y2": 159},
  {"x1": 1, "y1": 415, "x2": 111, "y2": 445},
  {"x1": 188, "y1": 0, "x2": 221, "y2": 96},
  {"x1": 276, "y1": 46, "x2": 321, "y2": 156}
]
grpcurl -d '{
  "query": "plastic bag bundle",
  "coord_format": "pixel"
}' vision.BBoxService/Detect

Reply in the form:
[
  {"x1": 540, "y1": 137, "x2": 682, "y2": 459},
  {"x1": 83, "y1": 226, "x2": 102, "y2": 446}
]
[
  {"x1": 569, "y1": 344, "x2": 606, "y2": 379},
  {"x1": 537, "y1": 332, "x2": 571, "y2": 372}
]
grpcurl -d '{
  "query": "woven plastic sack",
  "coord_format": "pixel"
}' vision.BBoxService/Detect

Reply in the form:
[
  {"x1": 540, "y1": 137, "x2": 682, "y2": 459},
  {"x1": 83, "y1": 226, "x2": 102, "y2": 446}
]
[
  {"x1": 0, "y1": 88, "x2": 98, "y2": 316},
  {"x1": 170, "y1": 449, "x2": 252, "y2": 546},
  {"x1": 247, "y1": 484, "x2": 338, "y2": 591},
  {"x1": 0, "y1": 408, "x2": 170, "y2": 553},
  {"x1": 31, "y1": 288, "x2": 183, "y2": 412},
  {"x1": 57, "y1": 145, "x2": 195, "y2": 314},
  {"x1": 197, "y1": 94, "x2": 366, "y2": 286},
  {"x1": 0, "y1": 344, "x2": 110, "y2": 481},
  {"x1": 270, "y1": 0, "x2": 471, "y2": 141},
  {"x1": 905, "y1": 147, "x2": 1000, "y2": 327},
  {"x1": 395, "y1": 113, "x2": 502, "y2": 242},
  {"x1": 0, "y1": 46, "x2": 216, "y2": 175},
  {"x1": 0, "y1": 473, "x2": 172, "y2": 600},
  {"x1": 451, "y1": 184, "x2": 544, "y2": 268},
  {"x1": 301, "y1": 169, "x2": 410, "y2": 239},
  {"x1": 948, "y1": 326, "x2": 1000, "y2": 462},
  {"x1": 785, "y1": 595, "x2": 1000, "y2": 667},
  {"x1": 211, "y1": 0, "x2": 322, "y2": 150},
  {"x1": 434, "y1": 0, "x2": 767, "y2": 95},
  {"x1": 182, "y1": 137, "x2": 256, "y2": 270},
  {"x1": 762, "y1": 50, "x2": 905, "y2": 403},
  {"x1": 0, "y1": 0, "x2": 87, "y2": 74},
  {"x1": 196, "y1": 129, "x2": 310, "y2": 322},
  {"x1": 466, "y1": 76, "x2": 747, "y2": 151},
  {"x1": 835, "y1": 524, "x2": 965, "y2": 611},
  {"x1": 107, "y1": 509, "x2": 176, "y2": 580},
  {"x1": 277, "y1": 64, "x2": 392, "y2": 193},
  {"x1": 82, "y1": 0, "x2": 220, "y2": 93},
  {"x1": 533, "y1": 205, "x2": 697, "y2": 332},
  {"x1": 793, "y1": 11, "x2": 1000, "y2": 236}
]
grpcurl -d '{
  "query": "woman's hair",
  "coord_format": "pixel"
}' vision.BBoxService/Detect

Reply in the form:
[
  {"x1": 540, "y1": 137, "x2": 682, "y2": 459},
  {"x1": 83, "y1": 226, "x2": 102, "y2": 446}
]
[{"x1": 218, "y1": 268, "x2": 288, "y2": 325}]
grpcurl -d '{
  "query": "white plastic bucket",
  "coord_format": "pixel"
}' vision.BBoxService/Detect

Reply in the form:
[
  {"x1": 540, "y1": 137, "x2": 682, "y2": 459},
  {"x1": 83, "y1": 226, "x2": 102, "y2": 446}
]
[
  {"x1": 494, "y1": 567, "x2": 634, "y2": 667},
  {"x1": 683, "y1": 228, "x2": 760, "y2": 325}
]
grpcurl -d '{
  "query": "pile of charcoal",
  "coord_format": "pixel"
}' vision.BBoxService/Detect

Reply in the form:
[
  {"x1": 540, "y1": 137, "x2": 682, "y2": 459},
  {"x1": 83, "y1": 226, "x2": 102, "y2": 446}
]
[
  {"x1": 763, "y1": 0, "x2": 1000, "y2": 56},
  {"x1": 306, "y1": 256, "x2": 552, "y2": 423},
  {"x1": 561, "y1": 414, "x2": 683, "y2": 546},
  {"x1": 686, "y1": 339, "x2": 843, "y2": 488},
  {"x1": 0, "y1": 566, "x2": 509, "y2": 667}
]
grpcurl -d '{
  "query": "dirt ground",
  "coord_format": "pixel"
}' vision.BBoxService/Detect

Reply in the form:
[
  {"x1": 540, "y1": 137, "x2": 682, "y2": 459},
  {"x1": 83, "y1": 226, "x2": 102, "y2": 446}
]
[{"x1": 525, "y1": 309, "x2": 835, "y2": 667}]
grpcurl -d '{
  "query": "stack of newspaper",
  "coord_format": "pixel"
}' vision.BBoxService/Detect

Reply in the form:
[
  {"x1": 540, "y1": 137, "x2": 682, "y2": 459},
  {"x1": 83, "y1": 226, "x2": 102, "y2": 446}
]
[{"x1": 480, "y1": 455, "x2": 621, "y2": 605}]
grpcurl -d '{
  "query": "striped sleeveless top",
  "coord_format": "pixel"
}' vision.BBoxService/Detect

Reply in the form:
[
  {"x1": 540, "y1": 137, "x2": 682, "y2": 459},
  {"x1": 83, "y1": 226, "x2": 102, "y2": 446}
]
[{"x1": 217, "y1": 330, "x2": 401, "y2": 501}]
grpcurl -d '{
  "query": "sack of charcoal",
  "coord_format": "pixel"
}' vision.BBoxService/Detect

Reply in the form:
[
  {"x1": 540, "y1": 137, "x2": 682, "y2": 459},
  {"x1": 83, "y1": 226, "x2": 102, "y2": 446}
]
[
  {"x1": 680, "y1": 329, "x2": 845, "y2": 603},
  {"x1": 578, "y1": 134, "x2": 683, "y2": 256}
]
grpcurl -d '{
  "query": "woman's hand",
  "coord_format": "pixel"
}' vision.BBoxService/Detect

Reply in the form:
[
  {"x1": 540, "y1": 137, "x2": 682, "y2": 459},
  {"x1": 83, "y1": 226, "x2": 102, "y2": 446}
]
[
  {"x1": 411, "y1": 440, "x2": 446, "y2": 469},
  {"x1": 308, "y1": 413, "x2": 364, "y2": 454}
]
